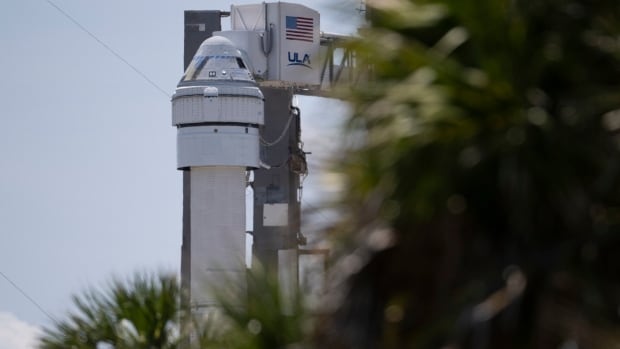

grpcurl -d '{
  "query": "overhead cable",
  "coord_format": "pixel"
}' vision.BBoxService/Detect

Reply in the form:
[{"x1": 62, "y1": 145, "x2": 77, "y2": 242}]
[
  {"x1": 0, "y1": 270, "x2": 56, "y2": 323},
  {"x1": 260, "y1": 109, "x2": 295, "y2": 146},
  {"x1": 44, "y1": 0, "x2": 171, "y2": 98}
]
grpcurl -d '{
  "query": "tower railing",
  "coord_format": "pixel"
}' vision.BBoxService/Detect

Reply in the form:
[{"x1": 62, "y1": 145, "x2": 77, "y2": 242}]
[{"x1": 293, "y1": 32, "x2": 368, "y2": 97}]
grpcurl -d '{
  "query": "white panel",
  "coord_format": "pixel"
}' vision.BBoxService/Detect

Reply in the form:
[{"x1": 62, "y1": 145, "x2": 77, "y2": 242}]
[
  {"x1": 173, "y1": 85, "x2": 264, "y2": 99},
  {"x1": 177, "y1": 126, "x2": 260, "y2": 168},
  {"x1": 263, "y1": 203, "x2": 288, "y2": 226},
  {"x1": 172, "y1": 94, "x2": 220, "y2": 124},
  {"x1": 266, "y1": 2, "x2": 281, "y2": 83},
  {"x1": 190, "y1": 167, "x2": 247, "y2": 308},
  {"x1": 172, "y1": 86, "x2": 264, "y2": 126},
  {"x1": 227, "y1": 3, "x2": 321, "y2": 87},
  {"x1": 261, "y1": 2, "x2": 320, "y2": 87},
  {"x1": 276, "y1": 3, "x2": 320, "y2": 86},
  {"x1": 172, "y1": 95, "x2": 264, "y2": 125},
  {"x1": 278, "y1": 249, "x2": 298, "y2": 316},
  {"x1": 231, "y1": 4, "x2": 265, "y2": 31},
  {"x1": 220, "y1": 97, "x2": 264, "y2": 124},
  {"x1": 299, "y1": 253, "x2": 326, "y2": 310}
]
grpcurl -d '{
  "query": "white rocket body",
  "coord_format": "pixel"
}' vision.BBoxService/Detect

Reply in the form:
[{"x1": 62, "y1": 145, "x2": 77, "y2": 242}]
[{"x1": 172, "y1": 36, "x2": 264, "y2": 311}]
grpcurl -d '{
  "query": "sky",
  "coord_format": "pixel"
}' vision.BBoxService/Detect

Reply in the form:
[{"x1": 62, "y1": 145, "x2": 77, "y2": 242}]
[{"x1": 0, "y1": 0, "x2": 361, "y2": 347}]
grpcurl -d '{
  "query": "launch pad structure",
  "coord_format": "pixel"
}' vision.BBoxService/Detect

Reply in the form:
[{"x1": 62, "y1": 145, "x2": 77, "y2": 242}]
[{"x1": 173, "y1": 3, "x2": 361, "y2": 314}]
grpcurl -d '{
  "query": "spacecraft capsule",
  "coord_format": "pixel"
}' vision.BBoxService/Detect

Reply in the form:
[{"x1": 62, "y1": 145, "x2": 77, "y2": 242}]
[
  {"x1": 172, "y1": 36, "x2": 264, "y2": 170},
  {"x1": 171, "y1": 36, "x2": 264, "y2": 312}
]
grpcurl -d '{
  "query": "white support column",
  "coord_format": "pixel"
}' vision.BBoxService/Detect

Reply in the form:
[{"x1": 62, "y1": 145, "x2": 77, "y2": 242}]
[
  {"x1": 190, "y1": 166, "x2": 247, "y2": 310},
  {"x1": 278, "y1": 249, "x2": 298, "y2": 315}
]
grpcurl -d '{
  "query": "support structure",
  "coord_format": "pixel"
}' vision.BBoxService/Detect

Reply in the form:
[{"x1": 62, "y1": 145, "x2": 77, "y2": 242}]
[
  {"x1": 176, "y1": 3, "x2": 357, "y2": 315},
  {"x1": 174, "y1": 35, "x2": 264, "y2": 312},
  {"x1": 252, "y1": 87, "x2": 303, "y2": 272},
  {"x1": 180, "y1": 10, "x2": 223, "y2": 306},
  {"x1": 180, "y1": 10, "x2": 306, "y2": 296}
]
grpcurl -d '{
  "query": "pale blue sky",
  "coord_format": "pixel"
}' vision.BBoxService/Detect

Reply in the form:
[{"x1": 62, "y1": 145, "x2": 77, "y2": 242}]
[{"x1": 0, "y1": 0, "x2": 360, "y2": 334}]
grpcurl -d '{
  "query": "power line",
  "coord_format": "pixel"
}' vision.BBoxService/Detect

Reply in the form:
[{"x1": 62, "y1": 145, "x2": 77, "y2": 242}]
[
  {"x1": 44, "y1": 0, "x2": 171, "y2": 98},
  {"x1": 0, "y1": 270, "x2": 57, "y2": 323}
]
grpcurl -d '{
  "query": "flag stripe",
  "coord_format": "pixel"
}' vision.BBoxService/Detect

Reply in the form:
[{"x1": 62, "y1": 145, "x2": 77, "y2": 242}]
[
  {"x1": 286, "y1": 38, "x2": 313, "y2": 43},
  {"x1": 286, "y1": 35, "x2": 313, "y2": 40},
  {"x1": 287, "y1": 29, "x2": 313, "y2": 35},
  {"x1": 286, "y1": 15, "x2": 314, "y2": 43},
  {"x1": 286, "y1": 34, "x2": 313, "y2": 38}
]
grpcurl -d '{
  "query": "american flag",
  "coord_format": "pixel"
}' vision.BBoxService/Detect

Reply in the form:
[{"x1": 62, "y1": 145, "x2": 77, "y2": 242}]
[{"x1": 285, "y1": 16, "x2": 314, "y2": 43}]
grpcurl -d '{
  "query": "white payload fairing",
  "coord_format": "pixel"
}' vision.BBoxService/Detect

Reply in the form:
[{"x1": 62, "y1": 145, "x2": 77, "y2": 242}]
[{"x1": 171, "y1": 36, "x2": 264, "y2": 312}]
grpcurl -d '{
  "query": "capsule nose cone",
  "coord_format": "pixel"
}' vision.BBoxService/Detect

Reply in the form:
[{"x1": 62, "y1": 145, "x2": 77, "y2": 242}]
[
  {"x1": 179, "y1": 36, "x2": 254, "y2": 84},
  {"x1": 199, "y1": 35, "x2": 237, "y2": 49}
]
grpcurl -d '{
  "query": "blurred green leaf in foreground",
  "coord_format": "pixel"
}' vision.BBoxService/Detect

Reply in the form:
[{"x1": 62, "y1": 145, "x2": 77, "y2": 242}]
[
  {"x1": 38, "y1": 268, "x2": 308, "y2": 349},
  {"x1": 318, "y1": 0, "x2": 620, "y2": 348},
  {"x1": 39, "y1": 272, "x2": 180, "y2": 349}
]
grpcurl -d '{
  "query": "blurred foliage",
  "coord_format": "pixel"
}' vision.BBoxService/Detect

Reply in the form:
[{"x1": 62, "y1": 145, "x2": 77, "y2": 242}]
[
  {"x1": 38, "y1": 268, "x2": 308, "y2": 349},
  {"x1": 195, "y1": 264, "x2": 307, "y2": 349},
  {"x1": 318, "y1": 0, "x2": 620, "y2": 348},
  {"x1": 39, "y1": 272, "x2": 180, "y2": 349}
]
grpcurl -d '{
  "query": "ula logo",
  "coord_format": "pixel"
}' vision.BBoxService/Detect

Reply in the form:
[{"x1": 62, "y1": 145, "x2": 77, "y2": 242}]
[{"x1": 287, "y1": 52, "x2": 311, "y2": 68}]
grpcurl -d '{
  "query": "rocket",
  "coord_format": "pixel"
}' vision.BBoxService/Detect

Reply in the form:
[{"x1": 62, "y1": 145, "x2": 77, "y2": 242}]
[{"x1": 171, "y1": 36, "x2": 264, "y2": 312}]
